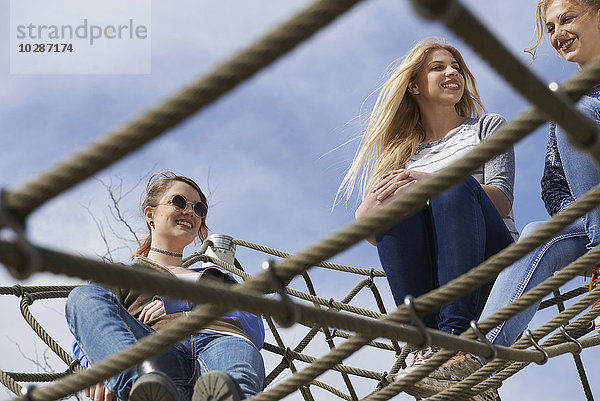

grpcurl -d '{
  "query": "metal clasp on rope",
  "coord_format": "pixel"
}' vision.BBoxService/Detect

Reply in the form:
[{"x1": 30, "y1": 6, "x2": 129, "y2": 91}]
[
  {"x1": 404, "y1": 295, "x2": 430, "y2": 348},
  {"x1": 263, "y1": 260, "x2": 300, "y2": 328},
  {"x1": 0, "y1": 190, "x2": 41, "y2": 280}
]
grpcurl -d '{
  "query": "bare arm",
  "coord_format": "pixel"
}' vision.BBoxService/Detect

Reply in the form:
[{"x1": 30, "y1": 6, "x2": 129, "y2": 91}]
[
  {"x1": 355, "y1": 169, "x2": 423, "y2": 245},
  {"x1": 355, "y1": 192, "x2": 383, "y2": 245},
  {"x1": 482, "y1": 184, "x2": 512, "y2": 218}
]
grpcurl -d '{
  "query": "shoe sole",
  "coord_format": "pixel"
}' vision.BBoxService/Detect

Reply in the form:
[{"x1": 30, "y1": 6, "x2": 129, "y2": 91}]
[
  {"x1": 130, "y1": 373, "x2": 180, "y2": 401},
  {"x1": 394, "y1": 372, "x2": 450, "y2": 399},
  {"x1": 192, "y1": 371, "x2": 242, "y2": 401}
]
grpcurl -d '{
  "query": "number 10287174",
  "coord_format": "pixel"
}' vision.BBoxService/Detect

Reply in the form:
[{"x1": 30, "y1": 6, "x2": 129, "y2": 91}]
[{"x1": 18, "y1": 43, "x2": 73, "y2": 53}]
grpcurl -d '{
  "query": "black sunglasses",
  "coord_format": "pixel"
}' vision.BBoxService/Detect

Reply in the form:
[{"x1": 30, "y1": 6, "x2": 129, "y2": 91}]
[{"x1": 167, "y1": 194, "x2": 207, "y2": 218}]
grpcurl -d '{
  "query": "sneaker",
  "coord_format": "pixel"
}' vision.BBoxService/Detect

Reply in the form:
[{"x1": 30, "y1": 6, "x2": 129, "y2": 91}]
[
  {"x1": 130, "y1": 372, "x2": 188, "y2": 401},
  {"x1": 393, "y1": 346, "x2": 439, "y2": 397},
  {"x1": 398, "y1": 346, "x2": 440, "y2": 375},
  {"x1": 589, "y1": 265, "x2": 600, "y2": 334},
  {"x1": 192, "y1": 371, "x2": 243, "y2": 401},
  {"x1": 399, "y1": 352, "x2": 483, "y2": 398}
]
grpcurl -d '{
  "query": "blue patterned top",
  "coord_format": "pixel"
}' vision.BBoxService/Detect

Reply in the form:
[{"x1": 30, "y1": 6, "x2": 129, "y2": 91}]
[{"x1": 541, "y1": 87, "x2": 600, "y2": 215}]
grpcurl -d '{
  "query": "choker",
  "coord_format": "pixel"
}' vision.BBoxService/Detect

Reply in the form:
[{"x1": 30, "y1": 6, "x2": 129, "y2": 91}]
[{"x1": 150, "y1": 247, "x2": 183, "y2": 258}]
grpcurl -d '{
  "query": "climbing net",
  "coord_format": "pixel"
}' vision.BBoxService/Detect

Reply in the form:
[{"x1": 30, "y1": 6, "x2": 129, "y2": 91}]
[{"x1": 1, "y1": 0, "x2": 600, "y2": 400}]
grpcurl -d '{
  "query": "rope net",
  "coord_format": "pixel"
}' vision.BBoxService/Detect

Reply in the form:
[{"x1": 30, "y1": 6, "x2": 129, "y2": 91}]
[{"x1": 1, "y1": 0, "x2": 599, "y2": 400}]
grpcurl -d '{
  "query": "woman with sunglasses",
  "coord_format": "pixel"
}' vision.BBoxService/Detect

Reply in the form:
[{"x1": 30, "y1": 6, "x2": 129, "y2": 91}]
[{"x1": 66, "y1": 171, "x2": 265, "y2": 401}]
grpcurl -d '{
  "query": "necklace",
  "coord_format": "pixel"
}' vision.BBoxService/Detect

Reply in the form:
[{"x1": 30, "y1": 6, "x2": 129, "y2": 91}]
[{"x1": 150, "y1": 247, "x2": 183, "y2": 258}]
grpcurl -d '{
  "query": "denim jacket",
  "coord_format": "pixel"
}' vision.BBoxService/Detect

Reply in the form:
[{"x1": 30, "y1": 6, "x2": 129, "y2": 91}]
[{"x1": 541, "y1": 87, "x2": 600, "y2": 215}]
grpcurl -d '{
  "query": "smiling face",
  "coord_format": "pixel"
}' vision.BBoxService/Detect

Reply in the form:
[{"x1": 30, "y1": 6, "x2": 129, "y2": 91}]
[
  {"x1": 408, "y1": 49, "x2": 466, "y2": 109},
  {"x1": 545, "y1": 0, "x2": 600, "y2": 66},
  {"x1": 145, "y1": 180, "x2": 204, "y2": 251}
]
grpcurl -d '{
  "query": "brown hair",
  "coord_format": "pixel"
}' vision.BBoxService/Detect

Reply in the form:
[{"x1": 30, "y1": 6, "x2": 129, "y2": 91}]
[
  {"x1": 526, "y1": 0, "x2": 600, "y2": 59},
  {"x1": 133, "y1": 171, "x2": 208, "y2": 257}
]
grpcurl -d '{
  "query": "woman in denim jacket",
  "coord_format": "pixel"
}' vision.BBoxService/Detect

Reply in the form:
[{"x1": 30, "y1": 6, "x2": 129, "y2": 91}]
[
  {"x1": 66, "y1": 171, "x2": 265, "y2": 401},
  {"x1": 480, "y1": 0, "x2": 600, "y2": 351}
]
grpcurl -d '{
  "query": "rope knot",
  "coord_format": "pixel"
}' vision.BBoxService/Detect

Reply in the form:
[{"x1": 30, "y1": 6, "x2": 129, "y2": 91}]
[
  {"x1": 12, "y1": 284, "x2": 24, "y2": 298},
  {"x1": 366, "y1": 268, "x2": 375, "y2": 288},
  {"x1": 0, "y1": 189, "x2": 41, "y2": 280},
  {"x1": 68, "y1": 359, "x2": 82, "y2": 373}
]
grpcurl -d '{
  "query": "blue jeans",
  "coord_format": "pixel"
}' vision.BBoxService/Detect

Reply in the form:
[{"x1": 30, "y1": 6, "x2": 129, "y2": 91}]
[
  {"x1": 481, "y1": 122, "x2": 600, "y2": 346},
  {"x1": 376, "y1": 177, "x2": 514, "y2": 334},
  {"x1": 65, "y1": 284, "x2": 265, "y2": 400},
  {"x1": 480, "y1": 221, "x2": 591, "y2": 346}
]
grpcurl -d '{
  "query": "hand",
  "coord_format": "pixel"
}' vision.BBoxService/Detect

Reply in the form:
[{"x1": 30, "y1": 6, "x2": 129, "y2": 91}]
[
  {"x1": 139, "y1": 299, "x2": 166, "y2": 323},
  {"x1": 371, "y1": 169, "x2": 428, "y2": 202},
  {"x1": 84, "y1": 382, "x2": 113, "y2": 401}
]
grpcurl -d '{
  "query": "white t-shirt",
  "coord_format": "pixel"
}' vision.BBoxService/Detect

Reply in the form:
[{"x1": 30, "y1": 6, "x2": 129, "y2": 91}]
[{"x1": 405, "y1": 113, "x2": 519, "y2": 239}]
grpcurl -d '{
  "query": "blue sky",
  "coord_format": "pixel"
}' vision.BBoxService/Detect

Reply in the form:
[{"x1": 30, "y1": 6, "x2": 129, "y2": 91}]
[{"x1": 0, "y1": 0, "x2": 598, "y2": 400}]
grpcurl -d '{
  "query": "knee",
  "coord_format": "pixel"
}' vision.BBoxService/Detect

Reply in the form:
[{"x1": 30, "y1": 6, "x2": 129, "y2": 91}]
[
  {"x1": 235, "y1": 355, "x2": 265, "y2": 395},
  {"x1": 65, "y1": 286, "x2": 86, "y2": 322},
  {"x1": 65, "y1": 284, "x2": 112, "y2": 323},
  {"x1": 520, "y1": 221, "x2": 544, "y2": 239},
  {"x1": 434, "y1": 176, "x2": 480, "y2": 205}
]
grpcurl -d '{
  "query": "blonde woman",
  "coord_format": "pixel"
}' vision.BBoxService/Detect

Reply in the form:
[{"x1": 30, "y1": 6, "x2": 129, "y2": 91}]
[{"x1": 339, "y1": 39, "x2": 516, "y2": 398}]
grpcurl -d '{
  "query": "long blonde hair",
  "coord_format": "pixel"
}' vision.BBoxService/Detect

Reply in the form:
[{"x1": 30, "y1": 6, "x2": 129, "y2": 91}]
[
  {"x1": 526, "y1": 0, "x2": 600, "y2": 60},
  {"x1": 337, "y1": 38, "x2": 483, "y2": 203}
]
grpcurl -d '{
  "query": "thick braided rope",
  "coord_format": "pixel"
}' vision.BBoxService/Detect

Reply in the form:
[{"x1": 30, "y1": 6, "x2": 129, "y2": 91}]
[
  {"x1": 204, "y1": 250, "x2": 390, "y2": 393},
  {"x1": 368, "y1": 287, "x2": 600, "y2": 401},
  {"x1": 539, "y1": 285, "x2": 588, "y2": 310},
  {"x1": 202, "y1": 249, "x2": 391, "y2": 394},
  {"x1": 2, "y1": 0, "x2": 364, "y2": 222},
  {"x1": 429, "y1": 289, "x2": 600, "y2": 399},
  {"x1": 0, "y1": 285, "x2": 78, "y2": 296},
  {"x1": 430, "y1": 289, "x2": 600, "y2": 400},
  {"x1": 2, "y1": 245, "x2": 596, "y2": 398},
  {"x1": 1, "y1": 368, "x2": 22, "y2": 397},
  {"x1": 4, "y1": 22, "x2": 600, "y2": 401},
  {"x1": 421, "y1": 246, "x2": 600, "y2": 399},
  {"x1": 233, "y1": 239, "x2": 385, "y2": 277},
  {"x1": 0, "y1": 243, "x2": 533, "y2": 360},
  {"x1": 262, "y1": 343, "x2": 383, "y2": 380},
  {"x1": 309, "y1": 381, "x2": 352, "y2": 401},
  {"x1": 297, "y1": 273, "x2": 359, "y2": 400},
  {"x1": 2, "y1": 120, "x2": 596, "y2": 398},
  {"x1": 472, "y1": 244, "x2": 600, "y2": 336},
  {"x1": 467, "y1": 306, "x2": 600, "y2": 398},
  {"x1": 0, "y1": 243, "x2": 567, "y2": 401},
  {"x1": 1, "y1": 1, "x2": 600, "y2": 398},
  {"x1": 5, "y1": 50, "x2": 600, "y2": 401},
  {"x1": 4, "y1": 169, "x2": 600, "y2": 400},
  {"x1": 428, "y1": 244, "x2": 600, "y2": 396},
  {"x1": 412, "y1": 0, "x2": 600, "y2": 159},
  {"x1": 194, "y1": 252, "x2": 384, "y2": 318},
  {"x1": 247, "y1": 168, "x2": 600, "y2": 399},
  {"x1": 19, "y1": 296, "x2": 76, "y2": 367},
  {"x1": 4, "y1": 372, "x2": 70, "y2": 383}
]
